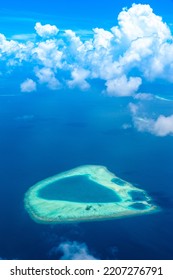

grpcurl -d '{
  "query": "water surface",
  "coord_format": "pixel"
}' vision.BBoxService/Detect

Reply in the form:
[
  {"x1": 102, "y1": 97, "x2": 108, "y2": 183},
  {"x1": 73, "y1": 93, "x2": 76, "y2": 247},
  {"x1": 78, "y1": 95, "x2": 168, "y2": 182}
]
[{"x1": 39, "y1": 175, "x2": 120, "y2": 203}]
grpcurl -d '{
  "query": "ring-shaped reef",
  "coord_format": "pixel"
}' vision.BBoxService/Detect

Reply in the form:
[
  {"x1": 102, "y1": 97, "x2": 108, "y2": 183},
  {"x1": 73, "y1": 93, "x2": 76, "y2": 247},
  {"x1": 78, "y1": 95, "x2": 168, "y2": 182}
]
[{"x1": 24, "y1": 165, "x2": 159, "y2": 224}]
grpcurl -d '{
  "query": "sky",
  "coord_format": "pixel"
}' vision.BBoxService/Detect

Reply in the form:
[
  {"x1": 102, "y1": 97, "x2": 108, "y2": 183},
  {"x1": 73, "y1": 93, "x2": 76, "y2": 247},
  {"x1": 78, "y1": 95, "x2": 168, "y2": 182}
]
[
  {"x1": 1, "y1": 0, "x2": 173, "y2": 36},
  {"x1": 0, "y1": 0, "x2": 173, "y2": 136}
]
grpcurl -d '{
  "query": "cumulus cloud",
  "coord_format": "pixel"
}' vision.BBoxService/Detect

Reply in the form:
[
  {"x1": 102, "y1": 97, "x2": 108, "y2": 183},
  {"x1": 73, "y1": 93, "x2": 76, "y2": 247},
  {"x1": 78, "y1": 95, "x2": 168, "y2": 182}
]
[
  {"x1": 0, "y1": 3, "x2": 173, "y2": 95},
  {"x1": 93, "y1": 28, "x2": 113, "y2": 49},
  {"x1": 134, "y1": 115, "x2": 173, "y2": 136},
  {"x1": 114, "y1": 4, "x2": 173, "y2": 82},
  {"x1": 105, "y1": 75, "x2": 142, "y2": 96},
  {"x1": 67, "y1": 68, "x2": 90, "y2": 90},
  {"x1": 35, "y1": 22, "x2": 59, "y2": 38},
  {"x1": 20, "y1": 78, "x2": 37, "y2": 92},
  {"x1": 112, "y1": 4, "x2": 171, "y2": 43},
  {"x1": 53, "y1": 241, "x2": 98, "y2": 260},
  {"x1": 32, "y1": 39, "x2": 63, "y2": 68},
  {"x1": 129, "y1": 101, "x2": 173, "y2": 137},
  {"x1": 35, "y1": 67, "x2": 61, "y2": 90}
]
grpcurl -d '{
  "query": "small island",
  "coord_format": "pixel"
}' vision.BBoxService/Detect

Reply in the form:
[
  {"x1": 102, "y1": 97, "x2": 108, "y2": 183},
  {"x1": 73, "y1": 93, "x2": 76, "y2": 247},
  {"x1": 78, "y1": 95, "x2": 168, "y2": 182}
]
[{"x1": 24, "y1": 165, "x2": 159, "y2": 224}]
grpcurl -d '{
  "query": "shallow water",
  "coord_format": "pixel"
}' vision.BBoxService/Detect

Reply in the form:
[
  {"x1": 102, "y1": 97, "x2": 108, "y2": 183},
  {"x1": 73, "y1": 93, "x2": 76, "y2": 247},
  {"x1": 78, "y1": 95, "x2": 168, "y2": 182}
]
[{"x1": 111, "y1": 178, "x2": 126, "y2": 186}]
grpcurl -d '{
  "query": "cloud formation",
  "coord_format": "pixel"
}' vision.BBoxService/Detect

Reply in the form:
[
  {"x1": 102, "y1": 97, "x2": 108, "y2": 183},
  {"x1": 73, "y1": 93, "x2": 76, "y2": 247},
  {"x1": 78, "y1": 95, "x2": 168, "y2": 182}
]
[
  {"x1": 34, "y1": 67, "x2": 61, "y2": 90},
  {"x1": 105, "y1": 75, "x2": 142, "y2": 96},
  {"x1": 134, "y1": 114, "x2": 173, "y2": 137},
  {"x1": 54, "y1": 241, "x2": 98, "y2": 260},
  {"x1": 20, "y1": 78, "x2": 37, "y2": 92},
  {"x1": 129, "y1": 102, "x2": 173, "y2": 137},
  {"x1": 0, "y1": 3, "x2": 173, "y2": 96},
  {"x1": 35, "y1": 22, "x2": 59, "y2": 38},
  {"x1": 67, "y1": 68, "x2": 90, "y2": 90}
]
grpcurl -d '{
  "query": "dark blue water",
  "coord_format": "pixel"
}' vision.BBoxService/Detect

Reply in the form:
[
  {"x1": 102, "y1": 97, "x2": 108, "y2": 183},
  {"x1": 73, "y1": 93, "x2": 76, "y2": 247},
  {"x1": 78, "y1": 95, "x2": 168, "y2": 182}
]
[
  {"x1": 129, "y1": 191, "x2": 146, "y2": 201},
  {"x1": 0, "y1": 88, "x2": 173, "y2": 260},
  {"x1": 39, "y1": 175, "x2": 120, "y2": 203},
  {"x1": 129, "y1": 203, "x2": 148, "y2": 210}
]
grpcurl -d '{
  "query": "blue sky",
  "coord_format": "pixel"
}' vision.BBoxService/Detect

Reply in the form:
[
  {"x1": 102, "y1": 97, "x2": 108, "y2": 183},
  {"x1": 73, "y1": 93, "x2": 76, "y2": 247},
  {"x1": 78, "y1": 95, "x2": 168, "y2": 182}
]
[
  {"x1": 1, "y1": 0, "x2": 173, "y2": 36},
  {"x1": 0, "y1": 0, "x2": 173, "y2": 137}
]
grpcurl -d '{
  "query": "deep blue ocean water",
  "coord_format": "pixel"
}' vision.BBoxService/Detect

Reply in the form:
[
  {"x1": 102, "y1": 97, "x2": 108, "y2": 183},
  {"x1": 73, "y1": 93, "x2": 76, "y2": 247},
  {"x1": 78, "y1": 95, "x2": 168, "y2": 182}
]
[{"x1": 0, "y1": 88, "x2": 173, "y2": 260}]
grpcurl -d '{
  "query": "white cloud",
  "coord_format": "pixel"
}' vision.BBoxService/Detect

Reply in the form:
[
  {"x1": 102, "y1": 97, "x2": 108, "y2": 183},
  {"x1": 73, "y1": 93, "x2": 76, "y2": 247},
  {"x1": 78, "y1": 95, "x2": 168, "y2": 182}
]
[
  {"x1": 129, "y1": 101, "x2": 173, "y2": 137},
  {"x1": 134, "y1": 115, "x2": 173, "y2": 136},
  {"x1": 67, "y1": 68, "x2": 90, "y2": 90},
  {"x1": 35, "y1": 22, "x2": 59, "y2": 38},
  {"x1": 11, "y1": 34, "x2": 36, "y2": 41},
  {"x1": 0, "y1": 34, "x2": 21, "y2": 57},
  {"x1": 57, "y1": 241, "x2": 98, "y2": 260},
  {"x1": 110, "y1": 4, "x2": 173, "y2": 82},
  {"x1": 20, "y1": 78, "x2": 37, "y2": 92},
  {"x1": 32, "y1": 39, "x2": 63, "y2": 68},
  {"x1": 65, "y1": 30, "x2": 83, "y2": 50},
  {"x1": 35, "y1": 67, "x2": 61, "y2": 90},
  {"x1": 134, "y1": 93, "x2": 154, "y2": 100},
  {"x1": 93, "y1": 28, "x2": 113, "y2": 49},
  {"x1": 153, "y1": 115, "x2": 173, "y2": 136},
  {"x1": 0, "y1": 33, "x2": 34, "y2": 65},
  {"x1": 112, "y1": 4, "x2": 171, "y2": 43},
  {"x1": 105, "y1": 75, "x2": 142, "y2": 96}
]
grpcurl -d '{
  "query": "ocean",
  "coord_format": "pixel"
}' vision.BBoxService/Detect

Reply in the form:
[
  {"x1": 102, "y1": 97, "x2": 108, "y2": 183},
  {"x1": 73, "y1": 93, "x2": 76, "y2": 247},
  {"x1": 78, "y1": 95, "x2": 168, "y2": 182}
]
[{"x1": 0, "y1": 88, "x2": 173, "y2": 260}]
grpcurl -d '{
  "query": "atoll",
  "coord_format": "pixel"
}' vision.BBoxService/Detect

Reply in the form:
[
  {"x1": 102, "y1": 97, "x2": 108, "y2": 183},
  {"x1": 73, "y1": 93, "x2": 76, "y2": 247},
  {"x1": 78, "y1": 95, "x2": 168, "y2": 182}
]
[{"x1": 24, "y1": 165, "x2": 159, "y2": 224}]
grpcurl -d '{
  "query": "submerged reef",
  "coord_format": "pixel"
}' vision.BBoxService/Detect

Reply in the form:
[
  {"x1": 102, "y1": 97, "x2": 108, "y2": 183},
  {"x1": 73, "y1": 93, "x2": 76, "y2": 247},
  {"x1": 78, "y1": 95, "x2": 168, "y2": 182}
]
[{"x1": 24, "y1": 165, "x2": 159, "y2": 224}]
